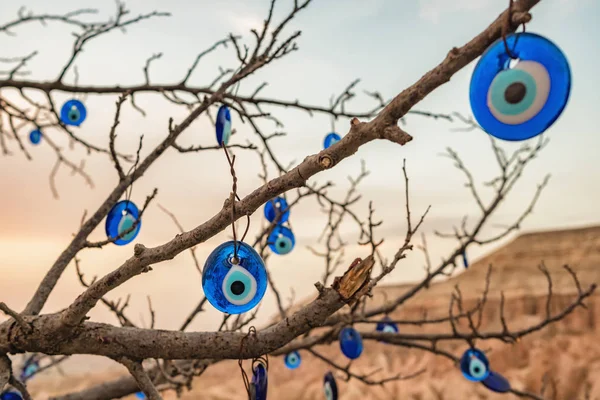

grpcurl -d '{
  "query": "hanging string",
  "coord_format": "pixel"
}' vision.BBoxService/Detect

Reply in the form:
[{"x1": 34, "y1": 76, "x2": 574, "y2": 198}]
[
  {"x1": 501, "y1": 0, "x2": 528, "y2": 61},
  {"x1": 223, "y1": 145, "x2": 251, "y2": 263},
  {"x1": 238, "y1": 326, "x2": 258, "y2": 398}
]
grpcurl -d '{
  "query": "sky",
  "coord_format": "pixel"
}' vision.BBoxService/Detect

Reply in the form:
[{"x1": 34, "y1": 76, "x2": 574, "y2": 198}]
[{"x1": 0, "y1": 0, "x2": 599, "y2": 372}]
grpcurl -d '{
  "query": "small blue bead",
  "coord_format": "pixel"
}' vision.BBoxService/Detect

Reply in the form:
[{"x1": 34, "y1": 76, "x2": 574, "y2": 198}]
[
  {"x1": 215, "y1": 105, "x2": 232, "y2": 146},
  {"x1": 323, "y1": 132, "x2": 341, "y2": 149},
  {"x1": 459, "y1": 348, "x2": 490, "y2": 382},
  {"x1": 105, "y1": 200, "x2": 141, "y2": 246},
  {"x1": 339, "y1": 327, "x2": 363, "y2": 359},
  {"x1": 29, "y1": 129, "x2": 42, "y2": 145},
  {"x1": 250, "y1": 361, "x2": 268, "y2": 400},
  {"x1": 284, "y1": 351, "x2": 301, "y2": 369},
  {"x1": 60, "y1": 99, "x2": 87, "y2": 126},
  {"x1": 268, "y1": 225, "x2": 295, "y2": 255},
  {"x1": 263, "y1": 197, "x2": 290, "y2": 223},
  {"x1": 323, "y1": 371, "x2": 338, "y2": 400}
]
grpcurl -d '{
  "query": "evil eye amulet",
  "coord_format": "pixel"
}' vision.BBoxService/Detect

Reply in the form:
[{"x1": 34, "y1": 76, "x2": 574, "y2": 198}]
[
  {"x1": 339, "y1": 327, "x2": 363, "y2": 359},
  {"x1": 202, "y1": 241, "x2": 267, "y2": 314},
  {"x1": 375, "y1": 316, "x2": 399, "y2": 334},
  {"x1": 460, "y1": 348, "x2": 490, "y2": 382},
  {"x1": 263, "y1": 197, "x2": 290, "y2": 223},
  {"x1": 482, "y1": 370, "x2": 511, "y2": 393},
  {"x1": 323, "y1": 132, "x2": 341, "y2": 149},
  {"x1": 0, "y1": 392, "x2": 23, "y2": 400},
  {"x1": 215, "y1": 104, "x2": 232, "y2": 146},
  {"x1": 251, "y1": 361, "x2": 268, "y2": 400},
  {"x1": 284, "y1": 351, "x2": 301, "y2": 369},
  {"x1": 21, "y1": 361, "x2": 39, "y2": 380},
  {"x1": 323, "y1": 371, "x2": 338, "y2": 400},
  {"x1": 60, "y1": 99, "x2": 87, "y2": 126},
  {"x1": 135, "y1": 393, "x2": 146, "y2": 400},
  {"x1": 470, "y1": 33, "x2": 571, "y2": 141},
  {"x1": 105, "y1": 200, "x2": 141, "y2": 246},
  {"x1": 29, "y1": 129, "x2": 42, "y2": 145},
  {"x1": 268, "y1": 225, "x2": 295, "y2": 255}
]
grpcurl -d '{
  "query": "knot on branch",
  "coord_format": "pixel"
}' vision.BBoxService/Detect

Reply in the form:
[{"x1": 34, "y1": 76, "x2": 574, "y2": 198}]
[
  {"x1": 383, "y1": 125, "x2": 413, "y2": 146},
  {"x1": 332, "y1": 256, "x2": 374, "y2": 305},
  {"x1": 318, "y1": 154, "x2": 334, "y2": 169},
  {"x1": 134, "y1": 244, "x2": 147, "y2": 257}
]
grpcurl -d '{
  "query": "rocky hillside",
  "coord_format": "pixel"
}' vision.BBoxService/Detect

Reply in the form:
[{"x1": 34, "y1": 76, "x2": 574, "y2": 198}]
[{"x1": 28, "y1": 225, "x2": 600, "y2": 399}]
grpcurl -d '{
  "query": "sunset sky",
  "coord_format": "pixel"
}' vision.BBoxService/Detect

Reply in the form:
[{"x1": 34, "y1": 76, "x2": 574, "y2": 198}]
[{"x1": 0, "y1": 0, "x2": 599, "y2": 372}]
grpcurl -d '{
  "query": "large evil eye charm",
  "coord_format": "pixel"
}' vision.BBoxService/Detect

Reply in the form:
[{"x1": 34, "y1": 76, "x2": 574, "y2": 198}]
[
  {"x1": 482, "y1": 370, "x2": 511, "y2": 393},
  {"x1": 339, "y1": 327, "x2": 363, "y2": 359},
  {"x1": 263, "y1": 197, "x2": 290, "y2": 224},
  {"x1": 284, "y1": 351, "x2": 301, "y2": 369},
  {"x1": 470, "y1": 33, "x2": 571, "y2": 141},
  {"x1": 0, "y1": 391, "x2": 23, "y2": 400},
  {"x1": 375, "y1": 316, "x2": 399, "y2": 334},
  {"x1": 268, "y1": 225, "x2": 295, "y2": 255},
  {"x1": 105, "y1": 200, "x2": 141, "y2": 246},
  {"x1": 460, "y1": 348, "x2": 490, "y2": 382},
  {"x1": 250, "y1": 360, "x2": 268, "y2": 400},
  {"x1": 202, "y1": 241, "x2": 267, "y2": 314},
  {"x1": 215, "y1": 104, "x2": 232, "y2": 147},
  {"x1": 323, "y1": 371, "x2": 338, "y2": 400},
  {"x1": 60, "y1": 99, "x2": 87, "y2": 126},
  {"x1": 29, "y1": 129, "x2": 42, "y2": 145},
  {"x1": 323, "y1": 132, "x2": 341, "y2": 149}
]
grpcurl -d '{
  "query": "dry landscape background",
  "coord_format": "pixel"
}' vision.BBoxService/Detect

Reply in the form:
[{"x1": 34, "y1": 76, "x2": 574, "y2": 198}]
[{"x1": 22, "y1": 224, "x2": 600, "y2": 400}]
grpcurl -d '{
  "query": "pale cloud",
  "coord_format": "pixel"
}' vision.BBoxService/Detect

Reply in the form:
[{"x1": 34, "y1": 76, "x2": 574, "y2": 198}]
[{"x1": 418, "y1": 0, "x2": 495, "y2": 24}]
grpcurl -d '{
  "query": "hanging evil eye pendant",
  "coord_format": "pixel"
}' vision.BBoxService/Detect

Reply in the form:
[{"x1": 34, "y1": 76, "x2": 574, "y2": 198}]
[
  {"x1": 105, "y1": 200, "x2": 141, "y2": 246},
  {"x1": 323, "y1": 132, "x2": 341, "y2": 149},
  {"x1": 215, "y1": 104, "x2": 232, "y2": 147},
  {"x1": 20, "y1": 359, "x2": 39, "y2": 381},
  {"x1": 250, "y1": 360, "x2": 268, "y2": 400},
  {"x1": 268, "y1": 225, "x2": 295, "y2": 255},
  {"x1": 323, "y1": 371, "x2": 338, "y2": 400},
  {"x1": 460, "y1": 348, "x2": 490, "y2": 382},
  {"x1": 263, "y1": 197, "x2": 290, "y2": 224},
  {"x1": 339, "y1": 327, "x2": 363, "y2": 360},
  {"x1": 202, "y1": 241, "x2": 268, "y2": 314},
  {"x1": 470, "y1": 32, "x2": 571, "y2": 141},
  {"x1": 60, "y1": 99, "x2": 87, "y2": 127},
  {"x1": 482, "y1": 370, "x2": 511, "y2": 393},
  {"x1": 29, "y1": 129, "x2": 42, "y2": 145},
  {"x1": 462, "y1": 249, "x2": 469, "y2": 268},
  {"x1": 375, "y1": 316, "x2": 399, "y2": 334},
  {"x1": 0, "y1": 391, "x2": 23, "y2": 400},
  {"x1": 284, "y1": 351, "x2": 301, "y2": 370}
]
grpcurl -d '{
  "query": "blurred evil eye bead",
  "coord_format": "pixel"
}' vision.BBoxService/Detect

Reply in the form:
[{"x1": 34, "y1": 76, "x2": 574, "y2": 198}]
[
  {"x1": 20, "y1": 360, "x2": 39, "y2": 380},
  {"x1": 323, "y1": 132, "x2": 341, "y2": 149},
  {"x1": 263, "y1": 196, "x2": 290, "y2": 224},
  {"x1": 323, "y1": 371, "x2": 338, "y2": 400},
  {"x1": 60, "y1": 99, "x2": 87, "y2": 126},
  {"x1": 105, "y1": 200, "x2": 141, "y2": 246},
  {"x1": 202, "y1": 241, "x2": 268, "y2": 314},
  {"x1": 29, "y1": 129, "x2": 42, "y2": 145},
  {"x1": 339, "y1": 327, "x2": 363, "y2": 360},
  {"x1": 470, "y1": 32, "x2": 571, "y2": 141},
  {"x1": 215, "y1": 104, "x2": 232, "y2": 147},
  {"x1": 135, "y1": 393, "x2": 146, "y2": 400},
  {"x1": 284, "y1": 351, "x2": 301, "y2": 370},
  {"x1": 0, "y1": 391, "x2": 23, "y2": 400},
  {"x1": 482, "y1": 370, "x2": 511, "y2": 393},
  {"x1": 250, "y1": 360, "x2": 268, "y2": 400},
  {"x1": 375, "y1": 316, "x2": 399, "y2": 334},
  {"x1": 268, "y1": 225, "x2": 295, "y2": 255},
  {"x1": 460, "y1": 348, "x2": 490, "y2": 382}
]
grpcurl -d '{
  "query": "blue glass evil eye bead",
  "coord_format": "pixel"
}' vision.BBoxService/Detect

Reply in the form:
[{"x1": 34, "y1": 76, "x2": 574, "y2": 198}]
[
  {"x1": 268, "y1": 225, "x2": 295, "y2": 255},
  {"x1": 375, "y1": 316, "x2": 399, "y2": 334},
  {"x1": 339, "y1": 327, "x2": 363, "y2": 360},
  {"x1": 105, "y1": 200, "x2": 141, "y2": 246},
  {"x1": 462, "y1": 249, "x2": 469, "y2": 269},
  {"x1": 20, "y1": 360, "x2": 39, "y2": 380},
  {"x1": 323, "y1": 371, "x2": 338, "y2": 400},
  {"x1": 250, "y1": 360, "x2": 268, "y2": 400},
  {"x1": 29, "y1": 129, "x2": 42, "y2": 145},
  {"x1": 215, "y1": 104, "x2": 232, "y2": 147},
  {"x1": 470, "y1": 33, "x2": 571, "y2": 141},
  {"x1": 0, "y1": 391, "x2": 23, "y2": 400},
  {"x1": 60, "y1": 99, "x2": 87, "y2": 126},
  {"x1": 202, "y1": 241, "x2": 267, "y2": 314},
  {"x1": 482, "y1": 370, "x2": 511, "y2": 393},
  {"x1": 263, "y1": 197, "x2": 290, "y2": 224},
  {"x1": 323, "y1": 132, "x2": 341, "y2": 149},
  {"x1": 135, "y1": 393, "x2": 146, "y2": 400},
  {"x1": 460, "y1": 348, "x2": 490, "y2": 382},
  {"x1": 284, "y1": 351, "x2": 301, "y2": 369}
]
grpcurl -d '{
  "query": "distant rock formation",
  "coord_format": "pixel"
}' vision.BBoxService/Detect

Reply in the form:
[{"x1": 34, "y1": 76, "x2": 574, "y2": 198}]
[{"x1": 29, "y1": 225, "x2": 600, "y2": 399}]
